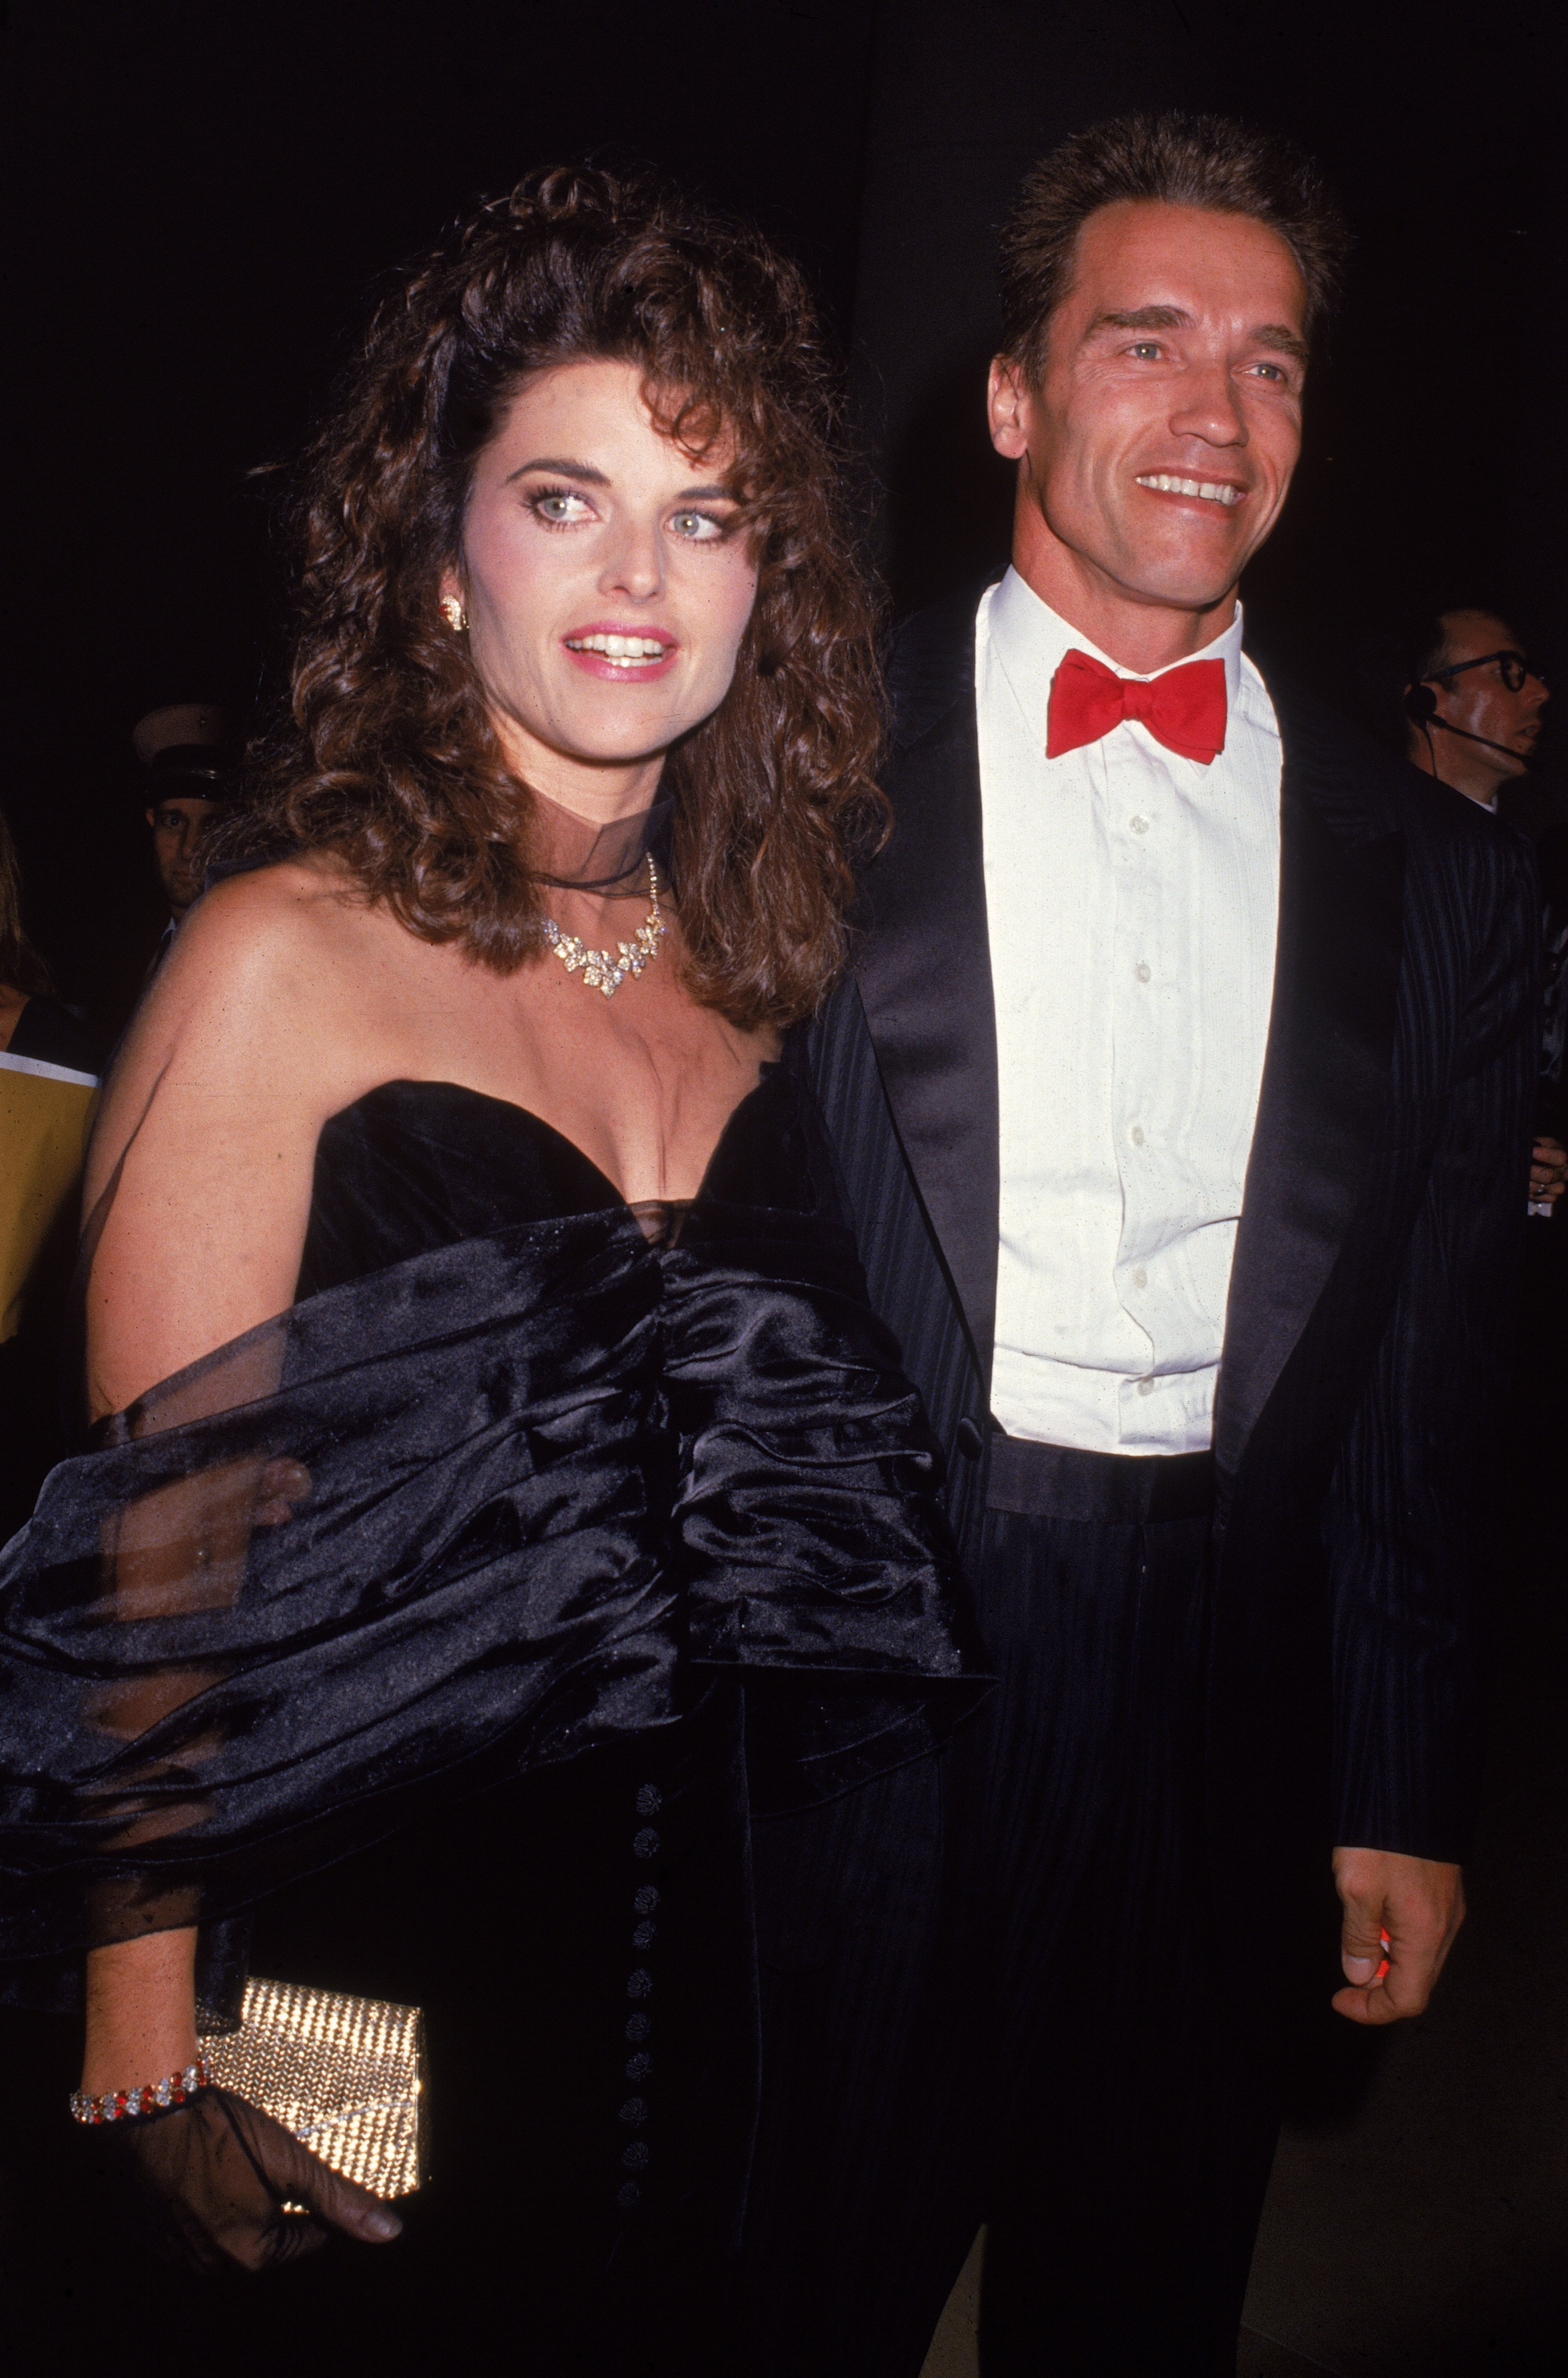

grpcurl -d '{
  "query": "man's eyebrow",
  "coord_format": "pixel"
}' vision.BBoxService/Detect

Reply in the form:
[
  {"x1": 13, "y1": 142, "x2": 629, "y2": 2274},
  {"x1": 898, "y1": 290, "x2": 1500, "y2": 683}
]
[
  {"x1": 1252, "y1": 323, "x2": 1309, "y2": 361},
  {"x1": 504, "y1": 455, "x2": 610, "y2": 484},
  {"x1": 1084, "y1": 305, "x2": 1308, "y2": 362},
  {"x1": 1086, "y1": 305, "x2": 1194, "y2": 335}
]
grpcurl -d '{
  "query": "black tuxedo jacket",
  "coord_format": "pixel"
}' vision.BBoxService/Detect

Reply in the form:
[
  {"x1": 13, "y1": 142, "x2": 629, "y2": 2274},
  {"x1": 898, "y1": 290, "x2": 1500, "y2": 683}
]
[{"x1": 806, "y1": 587, "x2": 1538, "y2": 1868}]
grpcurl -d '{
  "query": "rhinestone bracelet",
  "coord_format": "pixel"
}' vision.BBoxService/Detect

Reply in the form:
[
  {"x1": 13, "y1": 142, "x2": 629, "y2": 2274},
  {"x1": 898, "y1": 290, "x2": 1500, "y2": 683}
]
[{"x1": 69, "y1": 2058, "x2": 211, "y2": 2125}]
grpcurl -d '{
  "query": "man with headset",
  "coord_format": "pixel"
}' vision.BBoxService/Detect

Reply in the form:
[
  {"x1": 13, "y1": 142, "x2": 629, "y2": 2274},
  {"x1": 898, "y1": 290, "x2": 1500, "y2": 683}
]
[
  {"x1": 1402, "y1": 605, "x2": 1550, "y2": 814},
  {"x1": 1402, "y1": 611, "x2": 1564, "y2": 1210}
]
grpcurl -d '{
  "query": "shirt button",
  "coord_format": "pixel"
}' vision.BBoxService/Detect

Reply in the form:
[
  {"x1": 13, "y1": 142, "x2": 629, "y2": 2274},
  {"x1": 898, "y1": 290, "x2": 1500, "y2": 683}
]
[
  {"x1": 1135, "y1": 961, "x2": 1151, "y2": 983},
  {"x1": 1136, "y1": 1378, "x2": 1155, "y2": 1397},
  {"x1": 1129, "y1": 1124, "x2": 1145, "y2": 1147},
  {"x1": 1130, "y1": 815, "x2": 1150, "y2": 834},
  {"x1": 1133, "y1": 1267, "x2": 1148, "y2": 1290}
]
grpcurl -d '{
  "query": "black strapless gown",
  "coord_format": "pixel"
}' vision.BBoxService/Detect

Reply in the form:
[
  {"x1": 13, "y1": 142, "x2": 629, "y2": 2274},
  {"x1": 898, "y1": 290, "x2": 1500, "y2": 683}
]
[{"x1": 0, "y1": 1059, "x2": 983, "y2": 2372}]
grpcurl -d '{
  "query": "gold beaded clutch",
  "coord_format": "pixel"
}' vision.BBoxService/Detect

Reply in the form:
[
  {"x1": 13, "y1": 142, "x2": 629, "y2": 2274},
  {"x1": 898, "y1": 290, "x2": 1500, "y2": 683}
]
[{"x1": 200, "y1": 1977, "x2": 426, "y2": 2199}]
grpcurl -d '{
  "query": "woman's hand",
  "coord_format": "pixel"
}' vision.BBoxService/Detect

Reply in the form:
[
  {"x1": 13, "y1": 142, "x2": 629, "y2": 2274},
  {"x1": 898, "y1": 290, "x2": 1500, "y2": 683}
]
[{"x1": 107, "y1": 2088, "x2": 403, "y2": 2273}]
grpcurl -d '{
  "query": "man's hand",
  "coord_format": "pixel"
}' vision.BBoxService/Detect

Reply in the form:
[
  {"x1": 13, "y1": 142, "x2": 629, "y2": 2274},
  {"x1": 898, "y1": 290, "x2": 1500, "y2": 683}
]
[
  {"x1": 1530, "y1": 1134, "x2": 1566, "y2": 1203},
  {"x1": 1331, "y1": 1846, "x2": 1464, "y2": 2025}
]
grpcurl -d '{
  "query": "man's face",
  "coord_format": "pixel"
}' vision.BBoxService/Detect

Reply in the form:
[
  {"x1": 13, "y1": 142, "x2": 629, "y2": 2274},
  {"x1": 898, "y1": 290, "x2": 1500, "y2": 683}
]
[
  {"x1": 1425, "y1": 610, "x2": 1550, "y2": 780},
  {"x1": 989, "y1": 199, "x2": 1308, "y2": 623},
  {"x1": 146, "y1": 795, "x2": 217, "y2": 918}
]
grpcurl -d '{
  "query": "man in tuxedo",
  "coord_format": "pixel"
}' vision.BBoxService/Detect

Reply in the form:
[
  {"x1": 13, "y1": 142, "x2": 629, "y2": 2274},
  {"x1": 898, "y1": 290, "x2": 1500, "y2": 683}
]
[{"x1": 741, "y1": 115, "x2": 1538, "y2": 2375}]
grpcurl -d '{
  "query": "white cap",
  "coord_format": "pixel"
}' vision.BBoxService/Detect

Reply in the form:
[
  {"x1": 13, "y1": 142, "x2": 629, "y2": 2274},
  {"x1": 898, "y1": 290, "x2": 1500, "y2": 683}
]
[{"x1": 132, "y1": 702, "x2": 230, "y2": 768}]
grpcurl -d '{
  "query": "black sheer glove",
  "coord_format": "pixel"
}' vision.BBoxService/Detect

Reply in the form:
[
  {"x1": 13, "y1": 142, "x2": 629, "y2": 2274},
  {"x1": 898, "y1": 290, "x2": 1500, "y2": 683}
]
[{"x1": 103, "y1": 2088, "x2": 403, "y2": 2273}]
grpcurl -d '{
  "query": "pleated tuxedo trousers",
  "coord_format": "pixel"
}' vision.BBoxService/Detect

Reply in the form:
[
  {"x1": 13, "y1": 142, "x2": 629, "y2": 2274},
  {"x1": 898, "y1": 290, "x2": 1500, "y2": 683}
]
[{"x1": 741, "y1": 1461, "x2": 1284, "y2": 2376}]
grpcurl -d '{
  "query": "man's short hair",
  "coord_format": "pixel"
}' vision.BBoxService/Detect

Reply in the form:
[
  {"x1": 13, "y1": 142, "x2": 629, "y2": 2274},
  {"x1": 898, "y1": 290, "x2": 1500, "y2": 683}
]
[
  {"x1": 1398, "y1": 608, "x2": 1462, "y2": 693},
  {"x1": 1360, "y1": 600, "x2": 1515, "y2": 748},
  {"x1": 998, "y1": 112, "x2": 1351, "y2": 377}
]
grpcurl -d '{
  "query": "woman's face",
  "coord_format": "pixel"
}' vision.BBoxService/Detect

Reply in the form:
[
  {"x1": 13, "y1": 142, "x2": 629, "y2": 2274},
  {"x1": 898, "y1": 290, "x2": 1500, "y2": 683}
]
[{"x1": 445, "y1": 357, "x2": 760, "y2": 817}]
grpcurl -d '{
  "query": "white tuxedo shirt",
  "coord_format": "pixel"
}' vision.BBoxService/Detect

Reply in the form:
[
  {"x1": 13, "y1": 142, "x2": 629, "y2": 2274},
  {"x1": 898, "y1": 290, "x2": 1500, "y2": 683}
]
[{"x1": 976, "y1": 567, "x2": 1283, "y2": 1455}]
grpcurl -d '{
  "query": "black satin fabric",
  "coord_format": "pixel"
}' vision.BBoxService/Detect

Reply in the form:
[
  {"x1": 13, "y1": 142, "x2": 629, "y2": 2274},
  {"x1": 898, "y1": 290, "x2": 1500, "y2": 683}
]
[{"x1": 0, "y1": 1061, "x2": 984, "y2": 1996}]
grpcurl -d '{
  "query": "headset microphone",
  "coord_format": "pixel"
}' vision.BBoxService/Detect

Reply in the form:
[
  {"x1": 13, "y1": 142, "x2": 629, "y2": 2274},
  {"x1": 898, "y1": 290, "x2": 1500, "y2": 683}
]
[
  {"x1": 1404, "y1": 680, "x2": 1530, "y2": 767},
  {"x1": 1428, "y1": 716, "x2": 1530, "y2": 761}
]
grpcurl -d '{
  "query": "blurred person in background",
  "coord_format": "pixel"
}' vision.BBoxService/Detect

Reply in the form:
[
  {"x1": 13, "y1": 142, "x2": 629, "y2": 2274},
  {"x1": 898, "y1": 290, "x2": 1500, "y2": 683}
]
[
  {"x1": 132, "y1": 701, "x2": 232, "y2": 980},
  {"x1": 0, "y1": 809, "x2": 99, "y2": 1535},
  {"x1": 1400, "y1": 604, "x2": 1549, "y2": 817},
  {"x1": 1398, "y1": 610, "x2": 1565, "y2": 1215}
]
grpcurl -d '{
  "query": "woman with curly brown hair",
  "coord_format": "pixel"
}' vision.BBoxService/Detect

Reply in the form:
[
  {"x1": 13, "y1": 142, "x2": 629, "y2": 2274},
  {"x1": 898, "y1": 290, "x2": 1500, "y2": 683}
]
[{"x1": 0, "y1": 169, "x2": 982, "y2": 2370}]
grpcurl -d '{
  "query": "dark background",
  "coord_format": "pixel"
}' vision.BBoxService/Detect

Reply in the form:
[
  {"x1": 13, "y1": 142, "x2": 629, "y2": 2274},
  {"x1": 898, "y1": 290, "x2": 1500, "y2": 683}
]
[{"x1": 3, "y1": 0, "x2": 1564, "y2": 1022}]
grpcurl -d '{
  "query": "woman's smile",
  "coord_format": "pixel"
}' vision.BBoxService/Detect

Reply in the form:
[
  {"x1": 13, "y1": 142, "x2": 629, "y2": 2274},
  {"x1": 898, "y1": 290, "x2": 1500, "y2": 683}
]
[{"x1": 561, "y1": 620, "x2": 680, "y2": 680}]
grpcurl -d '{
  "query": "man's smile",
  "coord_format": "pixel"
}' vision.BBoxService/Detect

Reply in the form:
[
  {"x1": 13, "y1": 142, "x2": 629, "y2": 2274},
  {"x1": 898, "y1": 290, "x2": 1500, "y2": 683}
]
[{"x1": 1134, "y1": 473, "x2": 1245, "y2": 508}]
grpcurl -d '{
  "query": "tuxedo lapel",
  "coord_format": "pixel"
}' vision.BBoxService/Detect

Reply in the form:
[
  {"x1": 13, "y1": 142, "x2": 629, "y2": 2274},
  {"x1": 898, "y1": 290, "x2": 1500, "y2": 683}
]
[
  {"x1": 1214, "y1": 682, "x2": 1406, "y2": 1480},
  {"x1": 856, "y1": 685, "x2": 1000, "y2": 1386},
  {"x1": 852, "y1": 611, "x2": 1403, "y2": 1455}
]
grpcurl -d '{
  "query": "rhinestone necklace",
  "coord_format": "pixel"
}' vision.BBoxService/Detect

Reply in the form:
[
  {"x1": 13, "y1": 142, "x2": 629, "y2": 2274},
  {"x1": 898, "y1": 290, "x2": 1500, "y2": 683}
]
[{"x1": 542, "y1": 856, "x2": 665, "y2": 998}]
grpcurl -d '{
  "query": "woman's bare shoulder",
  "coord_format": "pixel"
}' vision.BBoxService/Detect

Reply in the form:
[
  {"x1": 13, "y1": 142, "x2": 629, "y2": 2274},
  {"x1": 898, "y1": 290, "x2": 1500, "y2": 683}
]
[
  {"x1": 168, "y1": 854, "x2": 374, "y2": 982},
  {"x1": 132, "y1": 857, "x2": 381, "y2": 1045},
  {"x1": 86, "y1": 857, "x2": 393, "y2": 1206}
]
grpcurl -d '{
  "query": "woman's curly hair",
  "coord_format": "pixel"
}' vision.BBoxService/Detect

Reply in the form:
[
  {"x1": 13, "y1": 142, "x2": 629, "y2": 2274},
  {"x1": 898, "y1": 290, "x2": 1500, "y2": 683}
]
[{"x1": 226, "y1": 165, "x2": 884, "y2": 1028}]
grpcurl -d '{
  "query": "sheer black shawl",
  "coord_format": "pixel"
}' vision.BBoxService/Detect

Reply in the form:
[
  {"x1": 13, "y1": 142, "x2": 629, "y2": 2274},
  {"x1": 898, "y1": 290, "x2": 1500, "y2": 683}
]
[{"x1": 0, "y1": 1186, "x2": 986, "y2": 2006}]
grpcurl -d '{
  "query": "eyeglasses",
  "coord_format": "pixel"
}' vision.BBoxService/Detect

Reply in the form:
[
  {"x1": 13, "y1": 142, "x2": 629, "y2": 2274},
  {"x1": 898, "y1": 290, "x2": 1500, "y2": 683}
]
[{"x1": 1429, "y1": 649, "x2": 1542, "y2": 694}]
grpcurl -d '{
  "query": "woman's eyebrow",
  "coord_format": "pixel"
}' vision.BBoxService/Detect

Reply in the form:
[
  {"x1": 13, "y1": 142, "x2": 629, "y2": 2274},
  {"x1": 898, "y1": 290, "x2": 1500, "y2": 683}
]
[
  {"x1": 502, "y1": 460, "x2": 738, "y2": 500},
  {"x1": 505, "y1": 455, "x2": 609, "y2": 484}
]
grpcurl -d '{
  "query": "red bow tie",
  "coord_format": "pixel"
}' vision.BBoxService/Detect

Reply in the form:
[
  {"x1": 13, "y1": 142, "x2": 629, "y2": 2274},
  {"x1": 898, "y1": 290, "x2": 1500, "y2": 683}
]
[{"x1": 1045, "y1": 648, "x2": 1228, "y2": 766}]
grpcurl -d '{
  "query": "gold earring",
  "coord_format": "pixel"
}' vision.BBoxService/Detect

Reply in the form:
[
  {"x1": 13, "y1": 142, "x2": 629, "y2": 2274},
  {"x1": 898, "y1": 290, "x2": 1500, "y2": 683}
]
[{"x1": 441, "y1": 595, "x2": 468, "y2": 632}]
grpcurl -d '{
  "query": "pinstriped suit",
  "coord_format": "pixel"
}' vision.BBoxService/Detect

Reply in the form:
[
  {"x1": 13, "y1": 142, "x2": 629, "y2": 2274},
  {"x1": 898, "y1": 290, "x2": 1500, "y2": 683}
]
[{"x1": 739, "y1": 587, "x2": 1539, "y2": 2375}]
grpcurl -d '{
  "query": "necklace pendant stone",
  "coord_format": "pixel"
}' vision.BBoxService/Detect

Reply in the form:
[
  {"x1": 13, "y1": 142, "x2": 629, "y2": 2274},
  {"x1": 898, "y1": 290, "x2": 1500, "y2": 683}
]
[{"x1": 543, "y1": 858, "x2": 665, "y2": 1002}]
